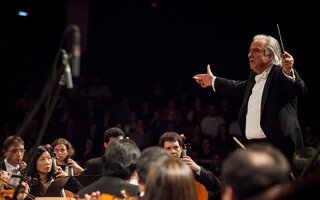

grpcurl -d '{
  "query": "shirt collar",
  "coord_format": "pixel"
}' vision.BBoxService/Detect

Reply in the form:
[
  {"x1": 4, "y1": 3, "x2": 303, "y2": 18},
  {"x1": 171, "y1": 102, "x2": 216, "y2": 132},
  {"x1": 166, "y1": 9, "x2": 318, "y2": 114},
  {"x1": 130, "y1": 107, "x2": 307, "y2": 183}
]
[
  {"x1": 4, "y1": 158, "x2": 20, "y2": 174},
  {"x1": 255, "y1": 65, "x2": 273, "y2": 82}
]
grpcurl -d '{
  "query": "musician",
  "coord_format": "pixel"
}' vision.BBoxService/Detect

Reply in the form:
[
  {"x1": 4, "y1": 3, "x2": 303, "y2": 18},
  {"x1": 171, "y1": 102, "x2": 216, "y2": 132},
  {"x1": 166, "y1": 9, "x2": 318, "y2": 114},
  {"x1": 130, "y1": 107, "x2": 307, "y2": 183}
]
[
  {"x1": 143, "y1": 157, "x2": 198, "y2": 200},
  {"x1": 51, "y1": 138, "x2": 84, "y2": 176},
  {"x1": 193, "y1": 34, "x2": 307, "y2": 160},
  {"x1": 76, "y1": 139, "x2": 141, "y2": 198},
  {"x1": 26, "y1": 145, "x2": 82, "y2": 197},
  {"x1": 81, "y1": 127, "x2": 125, "y2": 176},
  {"x1": 136, "y1": 146, "x2": 171, "y2": 197},
  {"x1": 0, "y1": 136, "x2": 27, "y2": 185},
  {"x1": 221, "y1": 144, "x2": 290, "y2": 200},
  {"x1": 159, "y1": 132, "x2": 220, "y2": 193}
]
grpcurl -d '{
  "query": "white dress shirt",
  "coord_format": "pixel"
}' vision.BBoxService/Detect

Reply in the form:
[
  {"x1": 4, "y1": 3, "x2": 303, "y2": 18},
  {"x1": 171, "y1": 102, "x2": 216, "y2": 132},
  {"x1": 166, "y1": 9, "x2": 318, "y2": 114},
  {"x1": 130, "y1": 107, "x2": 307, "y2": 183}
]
[
  {"x1": 245, "y1": 66, "x2": 272, "y2": 139},
  {"x1": 211, "y1": 66, "x2": 296, "y2": 140},
  {"x1": 4, "y1": 158, "x2": 22, "y2": 185}
]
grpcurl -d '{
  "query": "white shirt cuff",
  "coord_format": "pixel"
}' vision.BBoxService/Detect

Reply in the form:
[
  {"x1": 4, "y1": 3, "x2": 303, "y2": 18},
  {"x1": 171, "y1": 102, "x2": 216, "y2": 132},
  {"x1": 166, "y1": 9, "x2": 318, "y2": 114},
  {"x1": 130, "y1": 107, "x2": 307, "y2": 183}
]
[
  {"x1": 282, "y1": 69, "x2": 296, "y2": 82},
  {"x1": 212, "y1": 76, "x2": 216, "y2": 92}
]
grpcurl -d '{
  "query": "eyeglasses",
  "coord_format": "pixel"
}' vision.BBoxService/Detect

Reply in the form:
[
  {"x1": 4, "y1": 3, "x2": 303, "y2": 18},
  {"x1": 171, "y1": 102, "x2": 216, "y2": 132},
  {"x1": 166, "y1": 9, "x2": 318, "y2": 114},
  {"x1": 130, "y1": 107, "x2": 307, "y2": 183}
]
[{"x1": 8, "y1": 149, "x2": 26, "y2": 154}]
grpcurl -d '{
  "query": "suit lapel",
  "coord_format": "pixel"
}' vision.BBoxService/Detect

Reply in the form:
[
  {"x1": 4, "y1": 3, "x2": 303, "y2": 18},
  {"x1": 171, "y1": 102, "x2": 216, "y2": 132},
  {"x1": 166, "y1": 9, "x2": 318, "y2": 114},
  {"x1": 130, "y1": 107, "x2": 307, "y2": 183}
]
[
  {"x1": 260, "y1": 65, "x2": 278, "y2": 116},
  {"x1": 239, "y1": 71, "x2": 257, "y2": 135}
]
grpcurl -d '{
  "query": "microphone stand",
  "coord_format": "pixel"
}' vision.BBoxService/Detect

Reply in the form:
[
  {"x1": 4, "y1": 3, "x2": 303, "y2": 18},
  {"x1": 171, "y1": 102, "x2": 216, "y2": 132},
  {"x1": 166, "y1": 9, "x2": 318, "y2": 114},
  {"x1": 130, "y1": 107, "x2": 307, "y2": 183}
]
[{"x1": 34, "y1": 49, "x2": 73, "y2": 145}]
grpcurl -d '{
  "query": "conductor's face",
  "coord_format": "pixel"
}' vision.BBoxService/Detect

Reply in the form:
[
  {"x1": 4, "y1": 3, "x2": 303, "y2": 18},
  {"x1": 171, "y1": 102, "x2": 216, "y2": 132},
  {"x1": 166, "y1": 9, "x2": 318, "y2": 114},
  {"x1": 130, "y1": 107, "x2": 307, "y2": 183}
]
[
  {"x1": 163, "y1": 141, "x2": 182, "y2": 158},
  {"x1": 248, "y1": 39, "x2": 273, "y2": 74}
]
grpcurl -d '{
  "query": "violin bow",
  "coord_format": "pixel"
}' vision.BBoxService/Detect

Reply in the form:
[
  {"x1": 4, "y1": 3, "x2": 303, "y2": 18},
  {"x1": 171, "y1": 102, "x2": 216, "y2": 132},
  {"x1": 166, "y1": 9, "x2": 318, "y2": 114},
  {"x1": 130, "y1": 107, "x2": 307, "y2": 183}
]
[{"x1": 233, "y1": 137, "x2": 246, "y2": 149}]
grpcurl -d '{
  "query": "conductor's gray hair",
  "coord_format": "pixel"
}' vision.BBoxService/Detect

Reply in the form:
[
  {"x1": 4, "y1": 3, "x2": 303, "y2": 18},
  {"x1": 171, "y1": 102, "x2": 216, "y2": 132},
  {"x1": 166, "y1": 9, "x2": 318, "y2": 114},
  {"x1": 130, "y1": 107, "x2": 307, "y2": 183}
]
[{"x1": 253, "y1": 34, "x2": 282, "y2": 66}]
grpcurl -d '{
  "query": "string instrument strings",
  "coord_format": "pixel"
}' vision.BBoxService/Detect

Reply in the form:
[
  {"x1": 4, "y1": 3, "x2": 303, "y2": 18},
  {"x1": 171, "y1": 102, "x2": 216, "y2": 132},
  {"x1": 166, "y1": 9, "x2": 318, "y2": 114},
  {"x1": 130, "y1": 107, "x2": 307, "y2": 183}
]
[
  {"x1": 0, "y1": 177, "x2": 36, "y2": 200},
  {"x1": 180, "y1": 134, "x2": 190, "y2": 157}
]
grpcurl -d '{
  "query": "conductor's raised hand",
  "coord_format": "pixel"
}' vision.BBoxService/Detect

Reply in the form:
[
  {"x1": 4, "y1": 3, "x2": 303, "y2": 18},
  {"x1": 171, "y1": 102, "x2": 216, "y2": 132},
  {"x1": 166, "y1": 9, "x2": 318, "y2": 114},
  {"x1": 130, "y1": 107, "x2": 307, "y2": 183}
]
[
  {"x1": 282, "y1": 52, "x2": 294, "y2": 76},
  {"x1": 193, "y1": 64, "x2": 214, "y2": 88}
]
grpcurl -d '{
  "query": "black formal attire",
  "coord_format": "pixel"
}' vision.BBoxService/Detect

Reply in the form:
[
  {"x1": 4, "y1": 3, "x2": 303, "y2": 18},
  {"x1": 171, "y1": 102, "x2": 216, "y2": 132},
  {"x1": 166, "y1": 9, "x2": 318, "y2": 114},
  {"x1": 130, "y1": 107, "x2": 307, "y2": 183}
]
[
  {"x1": 76, "y1": 176, "x2": 139, "y2": 198},
  {"x1": 195, "y1": 167, "x2": 220, "y2": 192},
  {"x1": 30, "y1": 176, "x2": 83, "y2": 197},
  {"x1": 81, "y1": 156, "x2": 103, "y2": 176},
  {"x1": 214, "y1": 65, "x2": 307, "y2": 158},
  {"x1": 0, "y1": 160, "x2": 6, "y2": 171}
]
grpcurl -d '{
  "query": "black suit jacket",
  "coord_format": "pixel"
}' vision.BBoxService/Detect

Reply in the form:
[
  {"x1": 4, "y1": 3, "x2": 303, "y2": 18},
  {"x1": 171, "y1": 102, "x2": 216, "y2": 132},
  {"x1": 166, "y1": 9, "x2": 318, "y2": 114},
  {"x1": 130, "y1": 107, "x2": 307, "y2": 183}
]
[
  {"x1": 215, "y1": 65, "x2": 307, "y2": 151},
  {"x1": 76, "y1": 176, "x2": 139, "y2": 198},
  {"x1": 0, "y1": 160, "x2": 6, "y2": 171},
  {"x1": 81, "y1": 156, "x2": 103, "y2": 176},
  {"x1": 195, "y1": 167, "x2": 220, "y2": 192}
]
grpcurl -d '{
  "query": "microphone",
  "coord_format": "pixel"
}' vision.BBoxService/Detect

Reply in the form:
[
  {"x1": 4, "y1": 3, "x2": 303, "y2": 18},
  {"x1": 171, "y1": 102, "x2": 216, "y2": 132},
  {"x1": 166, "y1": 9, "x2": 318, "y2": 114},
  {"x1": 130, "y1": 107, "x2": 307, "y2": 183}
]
[
  {"x1": 71, "y1": 25, "x2": 81, "y2": 78},
  {"x1": 62, "y1": 50, "x2": 73, "y2": 89}
]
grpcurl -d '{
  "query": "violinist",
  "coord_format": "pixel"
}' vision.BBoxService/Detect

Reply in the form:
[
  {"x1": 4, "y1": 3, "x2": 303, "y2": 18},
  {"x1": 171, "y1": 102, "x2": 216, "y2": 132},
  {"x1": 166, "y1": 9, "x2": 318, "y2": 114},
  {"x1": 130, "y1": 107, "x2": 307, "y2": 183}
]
[
  {"x1": 25, "y1": 145, "x2": 82, "y2": 197},
  {"x1": 0, "y1": 136, "x2": 27, "y2": 185},
  {"x1": 159, "y1": 132, "x2": 220, "y2": 193},
  {"x1": 51, "y1": 138, "x2": 84, "y2": 176}
]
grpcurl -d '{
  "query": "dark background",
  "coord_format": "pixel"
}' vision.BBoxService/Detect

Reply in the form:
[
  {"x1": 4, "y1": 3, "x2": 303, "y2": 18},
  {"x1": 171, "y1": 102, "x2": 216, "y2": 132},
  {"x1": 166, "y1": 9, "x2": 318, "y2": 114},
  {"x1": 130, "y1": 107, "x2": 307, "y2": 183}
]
[{"x1": 0, "y1": 0, "x2": 319, "y2": 136}]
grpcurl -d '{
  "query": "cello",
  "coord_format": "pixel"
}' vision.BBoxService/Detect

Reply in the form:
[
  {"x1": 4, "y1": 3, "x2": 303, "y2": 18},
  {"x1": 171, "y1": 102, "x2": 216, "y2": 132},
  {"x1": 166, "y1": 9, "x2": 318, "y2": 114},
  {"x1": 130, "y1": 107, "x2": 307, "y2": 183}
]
[{"x1": 180, "y1": 134, "x2": 209, "y2": 200}]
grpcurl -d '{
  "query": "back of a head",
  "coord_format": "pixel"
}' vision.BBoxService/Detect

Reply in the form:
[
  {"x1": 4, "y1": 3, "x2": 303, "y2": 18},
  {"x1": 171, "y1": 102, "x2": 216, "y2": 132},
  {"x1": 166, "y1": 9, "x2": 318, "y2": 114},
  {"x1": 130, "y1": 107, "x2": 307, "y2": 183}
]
[
  {"x1": 103, "y1": 139, "x2": 141, "y2": 180},
  {"x1": 292, "y1": 147, "x2": 320, "y2": 178},
  {"x1": 143, "y1": 157, "x2": 198, "y2": 200},
  {"x1": 104, "y1": 127, "x2": 125, "y2": 143},
  {"x1": 136, "y1": 146, "x2": 171, "y2": 184},
  {"x1": 158, "y1": 131, "x2": 182, "y2": 147},
  {"x1": 222, "y1": 144, "x2": 290, "y2": 200}
]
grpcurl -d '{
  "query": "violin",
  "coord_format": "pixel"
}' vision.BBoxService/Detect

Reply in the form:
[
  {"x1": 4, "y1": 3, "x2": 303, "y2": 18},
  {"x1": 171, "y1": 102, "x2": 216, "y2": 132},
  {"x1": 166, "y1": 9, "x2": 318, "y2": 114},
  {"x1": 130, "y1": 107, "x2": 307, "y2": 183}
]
[{"x1": 0, "y1": 177, "x2": 36, "y2": 200}]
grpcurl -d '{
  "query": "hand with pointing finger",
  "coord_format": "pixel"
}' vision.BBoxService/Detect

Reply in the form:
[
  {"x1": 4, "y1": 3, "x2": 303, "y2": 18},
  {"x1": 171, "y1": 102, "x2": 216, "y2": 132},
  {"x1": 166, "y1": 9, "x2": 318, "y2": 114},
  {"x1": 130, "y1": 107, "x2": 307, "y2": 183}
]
[{"x1": 193, "y1": 64, "x2": 214, "y2": 88}]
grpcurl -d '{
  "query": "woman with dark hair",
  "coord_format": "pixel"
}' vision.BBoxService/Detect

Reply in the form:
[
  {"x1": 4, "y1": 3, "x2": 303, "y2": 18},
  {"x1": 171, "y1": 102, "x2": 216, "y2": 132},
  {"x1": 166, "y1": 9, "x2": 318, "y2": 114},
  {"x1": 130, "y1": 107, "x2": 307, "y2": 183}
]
[
  {"x1": 143, "y1": 157, "x2": 198, "y2": 200},
  {"x1": 51, "y1": 138, "x2": 84, "y2": 176},
  {"x1": 26, "y1": 145, "x2": 82, "y2": 197}
]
